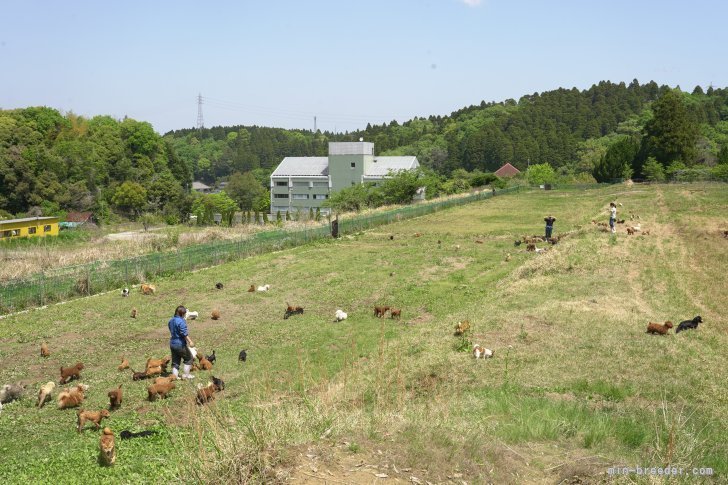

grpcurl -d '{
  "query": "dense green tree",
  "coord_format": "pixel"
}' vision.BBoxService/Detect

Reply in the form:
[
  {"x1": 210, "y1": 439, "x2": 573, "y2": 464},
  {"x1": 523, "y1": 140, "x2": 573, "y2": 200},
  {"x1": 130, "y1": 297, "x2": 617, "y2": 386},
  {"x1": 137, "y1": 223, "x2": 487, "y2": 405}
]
[
  {"x1": 640, "y1": 89, "x2": 699, "y2": 170},
  {"x1": 593, "y1": 137, "x2": 638, "y2": 182},
  {"x1": 642, "y1": 157, "x2": 666, "y2": 182},
  {"x1": 526, "y1": 163, "x2": 556, "y2": 185},
  {"x1": 112, "y1": 181, "x2": 147, "y2": 217},
  {"x1": 191, "y1": 192, "x2": 239, "y2": 225},
  {"x1": 224, "y1": 171, "x2": 266, "y2": 211},
  {"x1": 718, "y1": 144, "x2": 728, "y2": 165}
]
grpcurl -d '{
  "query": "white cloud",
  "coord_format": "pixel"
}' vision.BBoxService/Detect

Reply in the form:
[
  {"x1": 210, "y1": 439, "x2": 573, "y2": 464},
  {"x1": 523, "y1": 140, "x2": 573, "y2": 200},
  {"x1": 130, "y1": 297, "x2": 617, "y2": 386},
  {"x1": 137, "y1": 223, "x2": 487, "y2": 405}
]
[{"x1": 461, "y1": 0, "x2": 483, "y2": 6}]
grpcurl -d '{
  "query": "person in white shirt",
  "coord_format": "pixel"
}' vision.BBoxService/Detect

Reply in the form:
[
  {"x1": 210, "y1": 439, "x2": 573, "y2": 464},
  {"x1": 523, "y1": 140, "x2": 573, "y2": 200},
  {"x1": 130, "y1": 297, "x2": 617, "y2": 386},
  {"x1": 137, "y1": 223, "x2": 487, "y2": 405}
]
[{"x1": 609, "y1": 202, "x2": 617, "y2": 234}]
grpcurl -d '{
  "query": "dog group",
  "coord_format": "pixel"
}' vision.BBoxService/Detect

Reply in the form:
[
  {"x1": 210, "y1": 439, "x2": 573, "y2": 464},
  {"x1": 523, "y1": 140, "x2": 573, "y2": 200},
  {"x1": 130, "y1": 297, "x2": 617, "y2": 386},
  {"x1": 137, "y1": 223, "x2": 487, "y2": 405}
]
[
  {"x1": 1, "y1": 335, "x2": 230, "y2": 467},
  {"x1": 646, "y1": 316, "x2": 703, "y2": 335}
]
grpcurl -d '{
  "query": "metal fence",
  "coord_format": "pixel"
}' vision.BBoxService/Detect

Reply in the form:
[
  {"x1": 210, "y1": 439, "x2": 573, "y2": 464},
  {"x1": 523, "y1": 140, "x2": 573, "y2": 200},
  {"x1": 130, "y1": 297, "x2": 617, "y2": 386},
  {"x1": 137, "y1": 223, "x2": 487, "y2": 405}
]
[{"x1": 0, "y1": 186, "x2": 520, "y2": 315}]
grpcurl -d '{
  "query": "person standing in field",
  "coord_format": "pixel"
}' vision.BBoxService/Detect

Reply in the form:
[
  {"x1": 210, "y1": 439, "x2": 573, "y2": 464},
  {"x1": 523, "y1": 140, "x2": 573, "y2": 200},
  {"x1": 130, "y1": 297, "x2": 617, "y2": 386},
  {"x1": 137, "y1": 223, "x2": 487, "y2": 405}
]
[
  {"x1": 168, "y1": 305, "x2": 195, "y2": 379},
  {"x1": 609, "y1": 202, "x2": 617, "y2": 234},
  {"x1": 544, "y1": 215, "x2": 556, "y2": 239}
]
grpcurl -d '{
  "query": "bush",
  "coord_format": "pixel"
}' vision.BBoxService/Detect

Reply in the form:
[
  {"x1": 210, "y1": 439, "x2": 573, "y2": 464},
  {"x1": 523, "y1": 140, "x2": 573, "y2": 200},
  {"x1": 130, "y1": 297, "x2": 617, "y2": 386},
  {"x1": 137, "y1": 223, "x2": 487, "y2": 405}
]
[
  {"x1": 165, "y1": 214, "x2": 180, "y2": 225},
  {"x1": 526, "y1": 163, "x2": 557, "y2": 185},
  {"x1": 642, "y1": 157, "x2": 666, "y2": 182},
  {"x1": 711, "y1": 164, "x2": 728, "y2": 181},
  {"x1": 276, "y1": 210, "x2": 282, "y2": 222}
]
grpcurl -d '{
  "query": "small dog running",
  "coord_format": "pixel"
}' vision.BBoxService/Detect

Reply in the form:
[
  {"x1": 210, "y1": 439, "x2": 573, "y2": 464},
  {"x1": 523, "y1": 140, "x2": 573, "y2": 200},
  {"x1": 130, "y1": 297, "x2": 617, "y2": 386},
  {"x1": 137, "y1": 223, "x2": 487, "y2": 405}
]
[{"x1": 676, "y1": 315, "x2": 703, "y2": 333}]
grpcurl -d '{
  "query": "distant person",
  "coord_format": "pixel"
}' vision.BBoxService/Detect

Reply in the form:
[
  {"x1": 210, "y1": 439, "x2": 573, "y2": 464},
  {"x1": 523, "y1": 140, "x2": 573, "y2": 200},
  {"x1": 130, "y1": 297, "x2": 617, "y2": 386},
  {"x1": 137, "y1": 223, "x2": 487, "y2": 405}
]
[
  {"x1": 168, "y1": 305, "x2": 195, "y2": 379},
  {"x1": 544, "y1": 215, "x2": 556, "y2": 239},
  {"x1": 609, "y1": 202, "x2": 617, "y2": 234},
  {"x1": 331, "y1": 216, "x2": 339, "y2": 238}
]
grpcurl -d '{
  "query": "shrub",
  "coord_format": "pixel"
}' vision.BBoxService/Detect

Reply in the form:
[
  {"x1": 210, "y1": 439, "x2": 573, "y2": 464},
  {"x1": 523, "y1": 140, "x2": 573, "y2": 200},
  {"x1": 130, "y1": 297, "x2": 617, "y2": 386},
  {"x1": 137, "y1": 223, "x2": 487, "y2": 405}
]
[{"x1": 642, "y1": 157, "x2": 666, "y2": 182}]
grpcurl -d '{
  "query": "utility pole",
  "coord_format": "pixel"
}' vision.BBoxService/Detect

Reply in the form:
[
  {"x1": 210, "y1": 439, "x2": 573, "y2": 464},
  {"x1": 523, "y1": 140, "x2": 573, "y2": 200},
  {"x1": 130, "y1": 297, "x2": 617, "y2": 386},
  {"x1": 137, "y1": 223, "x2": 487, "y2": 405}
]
[
  {"x1": 314, "y1": 116, "x2": 317, "y2": 132},
  {"x1": 196, "y1": 93, "x2": 204, "y2": 130}
]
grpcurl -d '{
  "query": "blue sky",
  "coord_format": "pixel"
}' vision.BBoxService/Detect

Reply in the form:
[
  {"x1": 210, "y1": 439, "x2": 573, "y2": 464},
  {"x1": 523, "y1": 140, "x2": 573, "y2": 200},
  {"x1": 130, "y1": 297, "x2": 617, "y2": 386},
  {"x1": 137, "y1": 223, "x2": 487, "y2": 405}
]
[{"x1": 1, "y1": 0, "x2": 726, "y2": 134}]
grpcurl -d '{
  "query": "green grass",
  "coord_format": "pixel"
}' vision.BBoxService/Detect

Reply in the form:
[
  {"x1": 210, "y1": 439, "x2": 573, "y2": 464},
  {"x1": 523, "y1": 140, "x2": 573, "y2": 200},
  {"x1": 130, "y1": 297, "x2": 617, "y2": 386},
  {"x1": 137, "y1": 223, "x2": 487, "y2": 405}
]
[{"x1": 0, "y1": 183, "x2": 725, "y2": 483}]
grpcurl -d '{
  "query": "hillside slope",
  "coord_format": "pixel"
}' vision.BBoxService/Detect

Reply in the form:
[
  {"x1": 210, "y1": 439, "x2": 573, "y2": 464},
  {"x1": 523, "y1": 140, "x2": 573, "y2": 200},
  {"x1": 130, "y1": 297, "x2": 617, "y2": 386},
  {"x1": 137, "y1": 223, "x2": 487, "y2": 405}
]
[{"x1": 0, "y1": 183, "x2": 725, "y2": 483}]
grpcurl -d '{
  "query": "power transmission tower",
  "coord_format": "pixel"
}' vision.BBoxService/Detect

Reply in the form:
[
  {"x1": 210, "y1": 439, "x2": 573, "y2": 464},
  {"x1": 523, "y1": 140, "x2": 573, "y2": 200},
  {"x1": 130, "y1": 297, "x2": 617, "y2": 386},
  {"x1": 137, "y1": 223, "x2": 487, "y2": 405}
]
[{"x1": 196, "y1": 93, "x2": 204, "y2": 130}]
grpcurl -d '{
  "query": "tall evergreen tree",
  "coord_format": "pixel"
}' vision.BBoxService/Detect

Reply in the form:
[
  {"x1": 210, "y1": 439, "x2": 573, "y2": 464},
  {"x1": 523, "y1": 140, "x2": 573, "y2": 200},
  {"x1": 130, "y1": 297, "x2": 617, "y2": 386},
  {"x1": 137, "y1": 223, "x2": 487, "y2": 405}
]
[{"x1": 639, "y1": 89, "x2": 699, "y2": 172}]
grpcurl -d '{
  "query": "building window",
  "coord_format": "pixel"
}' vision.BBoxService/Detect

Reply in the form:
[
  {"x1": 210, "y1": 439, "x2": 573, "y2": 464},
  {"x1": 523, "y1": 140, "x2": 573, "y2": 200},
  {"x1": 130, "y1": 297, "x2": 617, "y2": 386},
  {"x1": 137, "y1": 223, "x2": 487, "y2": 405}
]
[
  {"x1": 273, "y1": 194, "x2": 289, "y2": 199},
  {"x1": 292, "y1": 194, "x2": 309, "y2": 200},
  {"x1": 275, "y1": 181, "x2": 288, "y2": 186},
  {"x1": 312, "y1": 194, "x2": 328, "y2": 200},
  {"x1": 351, "y1": 162, "x2": 356, "y2": 168},
  {"x1": 44, "y1": 225, "x2": 52, "y2": 232},
  {"x1": 28, "y1": 227, "x2": 37, "y2": 234},
  {"x1": 2, "y1": 231, "x2": 10, "y2": 238}
]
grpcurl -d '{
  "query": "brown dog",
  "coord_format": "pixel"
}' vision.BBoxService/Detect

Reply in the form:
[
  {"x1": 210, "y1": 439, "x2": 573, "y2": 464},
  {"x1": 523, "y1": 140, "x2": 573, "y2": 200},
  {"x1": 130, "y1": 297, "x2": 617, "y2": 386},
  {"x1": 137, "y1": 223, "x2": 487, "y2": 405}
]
[
  {"x1": 646, "y1": 321, "x2": 674, "y2": 335},
  {"x1": 454, "y1": 320, "x2": 471, "y2": 336},
  {"x1": 144, "y1": 365, "x2": 164, "y2": 378},
  {"x1": 197, "y1": 355, "x2": 213, "y2": 371},
  {"x1": 153, "y1": 376, "x2": 177, "y2": 386},
  {"x1": 146, "y1": 356, "x2": 170, "y2": 370},
  {"x1": 147, "y1": 381, "x2": 176, "y2": 401},
  {"x1": 196, "y1": 382, "x2": 221, "y2": 405},
  {"x1": 118, "y1": 357, "x2": 130, "y2": 371},
  {"x1": 141, "y1": 283, "x2": 156, "y2": 295},
  {"x1": 60, "y1": 362, "x2": 84, "y2": 384},
  {"x1": 108, "y1": 385, "x2": 123, "y2": 410},
  {"x1": 248, "y1": 284, "x2": 255, "y2": 292},
  {"x1": 211, "y1": 309, "x2": 221, "y2": 320},
  {"x1": 99, "y1": 427, "x2": 116, "y2": 466},
  {"x1": 627, "y1": 227, "x2": 635, "y2": 235},
  {"x1": 41, "y1": 342, "x2": 50, "y2": 357},
  {"x1": 373, "y1": 306, "x2": 390, "y2": 318},
  {"x1": 78, "y1": 409, "x2": 111, "y2": 432},
  {"x1": 57, "y1": 384, "x2": 88, "y2": 409},
  {"x1": 390, "y1": 308, "x2": 402, "y2": 320},
  {"x1": 131, "y1": 308, "x2": 137, "y2": 318}
]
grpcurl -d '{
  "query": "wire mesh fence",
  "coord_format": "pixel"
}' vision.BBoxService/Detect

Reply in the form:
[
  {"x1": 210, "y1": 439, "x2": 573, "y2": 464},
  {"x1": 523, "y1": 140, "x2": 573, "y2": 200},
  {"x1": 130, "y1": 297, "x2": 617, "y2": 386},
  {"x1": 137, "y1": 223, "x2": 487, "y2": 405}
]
[{"x1": 0, "y1": 186, "x2": 520, "y2": 315}]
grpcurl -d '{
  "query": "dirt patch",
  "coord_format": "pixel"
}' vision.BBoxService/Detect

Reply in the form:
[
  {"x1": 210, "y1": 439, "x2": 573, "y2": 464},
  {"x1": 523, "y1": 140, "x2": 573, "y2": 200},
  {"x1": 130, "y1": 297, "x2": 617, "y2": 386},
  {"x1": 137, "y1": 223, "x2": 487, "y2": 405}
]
[
  {"x1": 410, "y1": 311, "x2": 434, "y2": 325},
  {"x1": 284, "y1": 442, "x2": 439, "y2": 484}
]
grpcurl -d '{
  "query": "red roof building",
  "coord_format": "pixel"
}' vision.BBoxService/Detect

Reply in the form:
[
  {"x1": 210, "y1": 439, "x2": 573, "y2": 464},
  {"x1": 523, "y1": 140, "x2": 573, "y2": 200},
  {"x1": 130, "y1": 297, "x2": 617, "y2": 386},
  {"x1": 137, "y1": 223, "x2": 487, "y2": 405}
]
[{"x1": 494, "y1": 163, "x2": 521, "y2": 178}]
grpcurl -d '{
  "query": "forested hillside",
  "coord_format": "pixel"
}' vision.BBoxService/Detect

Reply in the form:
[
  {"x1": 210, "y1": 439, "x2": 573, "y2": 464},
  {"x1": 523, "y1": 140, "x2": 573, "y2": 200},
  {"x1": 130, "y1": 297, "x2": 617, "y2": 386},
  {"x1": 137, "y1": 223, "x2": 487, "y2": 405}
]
[
  {"x1": 0, "y1": 108, "x2": 191, "y2": 221},
  {"x1": 2, "y1": 81, "x2": 727, "y2": 220},
  {"x1": 165, "y1": 80, "x2": 728, "y2": 184}
]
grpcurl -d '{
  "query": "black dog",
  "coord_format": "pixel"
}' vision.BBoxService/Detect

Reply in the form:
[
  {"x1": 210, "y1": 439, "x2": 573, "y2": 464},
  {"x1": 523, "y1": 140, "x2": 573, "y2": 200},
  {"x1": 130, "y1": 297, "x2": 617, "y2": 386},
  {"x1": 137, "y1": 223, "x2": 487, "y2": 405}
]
[
  {"x1": 211, "y1": 375, "x2": 225, "y2": 391},
  {"x1": 513, "y1": 240, "x2": 522, "y2": 247},
  {"x1": 215, "y1": 282, "x2": 224, "y2": 290},
  {"x1": 238, "y1": 350, "x2": 247, "y2": 362},
  {"x1": 676, "y1": 315, "x2": 703, "y2": 333},
  {"x1": 205, "y1": 350, "x2": 216, "y2": 363},
  {"x1": 120, "y1": 430, "x2": 158, "y2": 440}
]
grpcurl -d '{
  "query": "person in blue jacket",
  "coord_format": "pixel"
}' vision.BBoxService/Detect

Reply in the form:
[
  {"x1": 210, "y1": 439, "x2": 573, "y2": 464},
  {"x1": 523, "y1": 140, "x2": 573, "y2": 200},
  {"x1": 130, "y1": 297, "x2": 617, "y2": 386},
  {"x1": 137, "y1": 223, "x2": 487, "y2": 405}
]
[{"x1": 168, "y1": 305, "x2": 195, "y2": 379}]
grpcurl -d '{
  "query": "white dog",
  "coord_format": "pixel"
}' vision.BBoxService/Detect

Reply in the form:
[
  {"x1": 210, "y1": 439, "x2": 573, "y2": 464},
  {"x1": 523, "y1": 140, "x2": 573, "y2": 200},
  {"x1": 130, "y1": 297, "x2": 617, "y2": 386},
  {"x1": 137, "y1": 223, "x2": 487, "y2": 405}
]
[
  {"x1": 334, "y1": 309, "x2": 348, "y2": 322},
  {"x1": 184, "y1": 310, "x2": 199, "y2": 320},
  {"x1": 256, "y1": 284, "x2": 271, "y2": 292},
  {"x1": 121, "y1": 288, "x2": 129, "y2": 297},
  {"x1": 188, "y1": 346, "x2": 198, "y2": 360},
  {"x1": 472, "y1": 344, "x2": 494, "y2": 359}
]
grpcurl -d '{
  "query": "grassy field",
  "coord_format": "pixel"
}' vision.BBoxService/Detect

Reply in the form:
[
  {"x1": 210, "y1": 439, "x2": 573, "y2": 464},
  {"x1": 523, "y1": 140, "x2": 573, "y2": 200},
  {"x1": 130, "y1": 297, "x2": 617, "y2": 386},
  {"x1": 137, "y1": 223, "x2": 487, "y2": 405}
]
[{"x1": 0, "y1": 183, "x2": 725, "y2": 484}]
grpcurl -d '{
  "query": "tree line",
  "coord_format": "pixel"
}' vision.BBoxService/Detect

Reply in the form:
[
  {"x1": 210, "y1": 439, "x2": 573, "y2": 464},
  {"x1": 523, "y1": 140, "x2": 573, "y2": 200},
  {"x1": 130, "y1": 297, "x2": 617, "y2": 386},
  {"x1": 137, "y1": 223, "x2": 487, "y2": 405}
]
[{"x1": 2, "y1": 80, "x2": 727, "y2": 222}]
